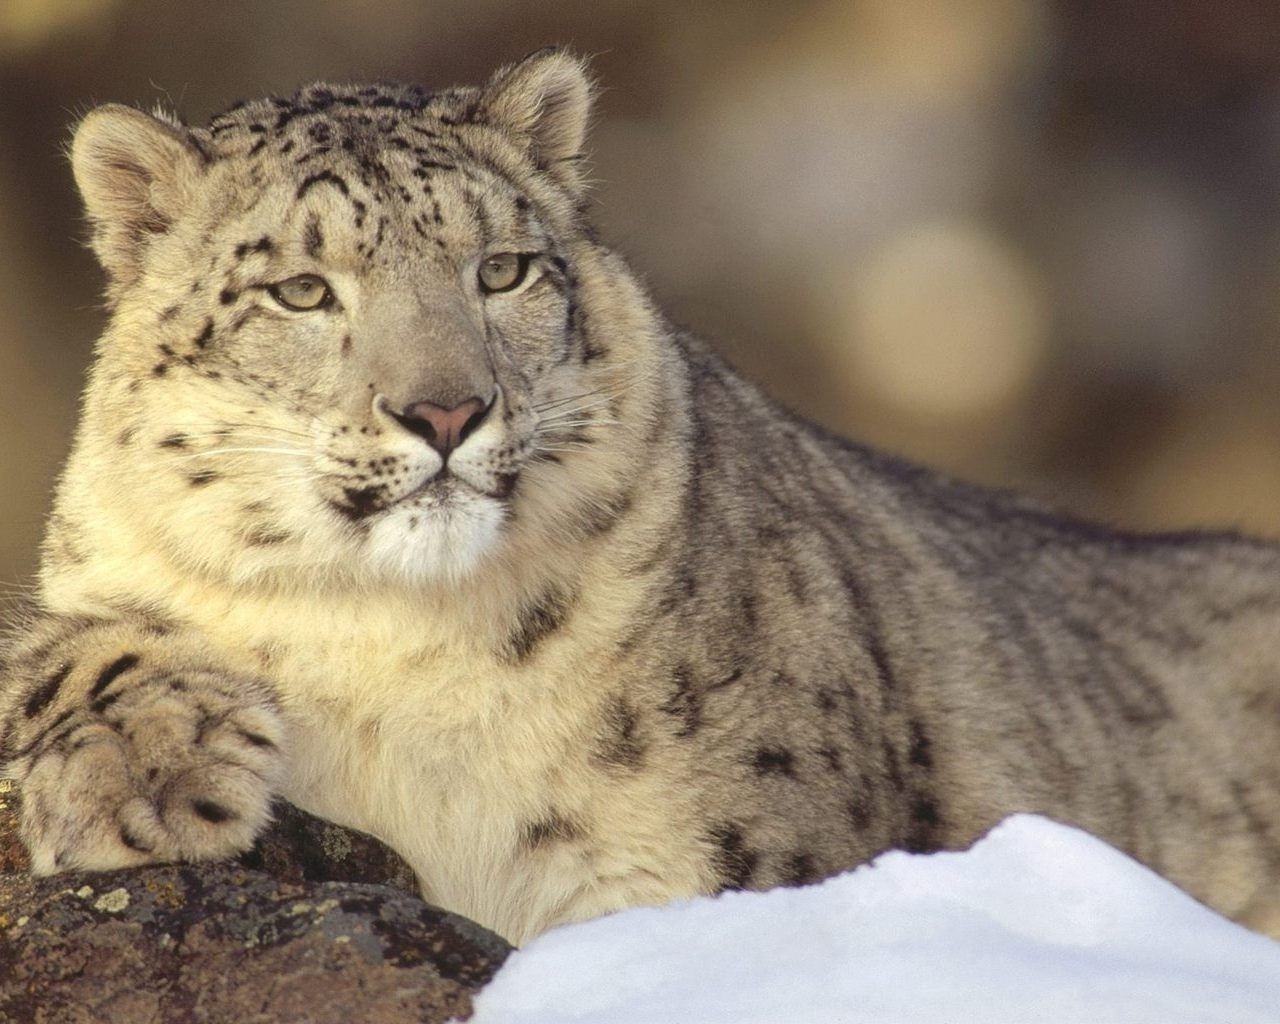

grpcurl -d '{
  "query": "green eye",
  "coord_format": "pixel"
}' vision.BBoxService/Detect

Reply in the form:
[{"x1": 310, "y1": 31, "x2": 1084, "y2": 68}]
[
  {"x1": 269, "y1": 274, "x2": 333, "y2": 311},
  {"x1": 479, "y1": 253, "x2": 532, "y2": 294}
]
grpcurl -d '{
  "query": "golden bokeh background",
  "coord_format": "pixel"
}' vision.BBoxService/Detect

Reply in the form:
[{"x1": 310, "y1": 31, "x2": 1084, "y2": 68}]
[{"x1": 4, "y1": 0, "x2": 1280, "y2": 587}]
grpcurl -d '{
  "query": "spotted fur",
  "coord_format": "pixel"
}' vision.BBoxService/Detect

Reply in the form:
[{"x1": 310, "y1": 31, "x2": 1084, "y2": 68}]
[{"x1": 3, "y1": 50, "x2": 1280, "y2": 944}]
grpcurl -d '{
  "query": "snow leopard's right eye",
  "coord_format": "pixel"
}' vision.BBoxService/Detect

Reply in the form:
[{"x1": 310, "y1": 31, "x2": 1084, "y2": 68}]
[{"x1": 268, "y1": 274, "x2": 334, "y2": 312}]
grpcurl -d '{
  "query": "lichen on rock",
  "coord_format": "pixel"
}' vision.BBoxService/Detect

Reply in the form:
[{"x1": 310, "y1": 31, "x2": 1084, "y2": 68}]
[{"x1": 0, "y1": 788, "x2": 511, "y2": 1024}]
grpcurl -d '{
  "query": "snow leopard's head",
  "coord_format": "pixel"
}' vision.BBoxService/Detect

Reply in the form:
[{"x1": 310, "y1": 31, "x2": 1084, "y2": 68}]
[{"x1": 64, "y1": 50, "x2": 656, "y2": 588}]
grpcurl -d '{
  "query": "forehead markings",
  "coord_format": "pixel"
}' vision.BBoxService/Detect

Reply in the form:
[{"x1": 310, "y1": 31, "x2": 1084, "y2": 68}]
[
  {"x1": 293, "y1": 167, "x2": 370, "y2": 235},
  {"x1": 246, "y1": 123, "x2": 268, "y2": 157},
  {"x1": 304, "y1": 214, "x2": 324, "y2": 257},
  {"x1": 462, "y1": 183, "x2": 495, "y2": 245},
  {"x1": 207, "y1": 90, "x2": 548, "y2": 271},
  {"x1": 296, "y1": 169, "x2": 349, "y2": 200},
  {"x1": 233, "y1": 236, "x2": 274, "y2": 260}
]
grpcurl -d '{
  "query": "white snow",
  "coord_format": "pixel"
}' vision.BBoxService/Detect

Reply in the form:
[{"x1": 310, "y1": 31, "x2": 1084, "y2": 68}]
[{"x1": 468, "y1": 815, "x2": 1280, "y2": 1024}]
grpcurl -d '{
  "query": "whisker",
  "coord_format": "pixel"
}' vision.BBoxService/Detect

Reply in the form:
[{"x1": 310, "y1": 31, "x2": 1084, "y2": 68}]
[
  {"x1": 534, "y1": 375, "x2": 648, "y2": 416},
  {"x1": 177, "y1": 447, "x2": 307, "y2": 461},
  {"x1": 533, "y1": 375, "x2": 640, "y2": 412},
  {"x1": 534, "y1": 417, "x2": 620, "y2": 430},
  {"x1": 173, "y1": 436, "x2": 314, "y2": 451},
  {"x1": 174, "y1": 424, "x2": 315, "y2": 442},
  {"x1": 534, "y1": 390, "x2": 611, "y2": 413}
]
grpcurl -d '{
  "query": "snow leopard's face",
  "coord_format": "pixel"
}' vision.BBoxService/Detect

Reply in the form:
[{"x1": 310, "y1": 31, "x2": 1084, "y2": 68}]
[{"x1": 70, "y1": 54, "x2": 629, "y2": 586}]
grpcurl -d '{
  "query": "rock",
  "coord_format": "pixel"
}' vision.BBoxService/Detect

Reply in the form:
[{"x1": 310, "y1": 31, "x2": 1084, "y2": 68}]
[
  {"x1": 0, "y1": 780, "x2": 26, "y2": 874},
  {"x1": 0, "y1": 781, "x2": 513, "y2": 1023},
  {"x1": 239, "y1": 800, "x2": 421, "y2": 894}
]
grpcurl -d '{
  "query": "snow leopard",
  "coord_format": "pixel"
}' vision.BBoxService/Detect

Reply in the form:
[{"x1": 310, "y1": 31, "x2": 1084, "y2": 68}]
[{"x1": 3, "y1": 49, "x2": 1279, "y2": 945}]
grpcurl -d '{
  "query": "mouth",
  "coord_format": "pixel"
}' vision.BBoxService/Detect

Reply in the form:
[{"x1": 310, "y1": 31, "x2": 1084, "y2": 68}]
[{"x1": 330, "y1": 468, "x2": 518, "y2": 523}]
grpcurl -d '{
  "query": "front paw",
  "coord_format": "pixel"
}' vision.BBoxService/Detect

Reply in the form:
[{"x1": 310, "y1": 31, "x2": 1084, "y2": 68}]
[{"x1": 15, "y1": 668, "x2": 285, "y2": 874}]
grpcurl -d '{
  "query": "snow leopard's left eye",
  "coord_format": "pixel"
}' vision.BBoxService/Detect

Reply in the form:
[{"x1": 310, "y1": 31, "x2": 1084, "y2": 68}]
[
  {"x1": 268, "y1": 274, "x2": 333, "y2": 311},
  {"x1": 479, "y1": 253, "x2": 534, "y2": 294}
]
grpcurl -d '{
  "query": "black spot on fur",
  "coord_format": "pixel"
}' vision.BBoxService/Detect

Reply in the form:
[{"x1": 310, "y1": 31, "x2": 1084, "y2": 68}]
[
  {"x1": 24, "y1": 663, "x2": 71, "y2": 717},
  {"x1": 912, "y1": 798, "x2": 940, "y2": 827},
  {"x1": 304, "y1": 214, "x2": 325, "y2": 257},
  {"x1": 580, "y1": 330, "x2": 608, "y2": 364},
  {"x1": 251, "y1": 642, "x2": 285, "y2": 669},
  {"x1": 9, "y1": 707, "x2": 74, "y2": 760},
  {"x1": 709, "y1": 823, "x2": 759, "y2": 891},
  {"x1": 595, "y1": 696, "x2": 645, "y2": 771},
  {"x1": 658, "y1": 664, "x2": 702, "y2": 737},
  {"x1": 506, "y1": 586, "x2": 571, "y2": 662},
  {"x1": 244, "y1": 526, "x2": 293, "y2": 547},
  {"x1": 839, "y1": 569, "x2": 898, "y2": 693},
  {"x1": 91, "y1": 692, "x2": 120, "y2": 714},
  {"x1": 579, "y1": 490, "x2": 634, "y2": 538},
  {"x1": 522, "y1": 814, "x2": 583, "y2": 849},
  {"x1": 188, "y1": 470, "x2": 219, "y2": 487},
  {"x1": 784, "y1": 852, "x2": 819, "y2": 887},
  {"x1": 882, "y1": 736, "x2": 904, "y2": 793},
  {"x1": 334, "y1": 486, "x2": 383, "y2": 521},
  {"x1": 846, "y1": 794, "x2": 873, "y2": 831},
  {"x1": 152, "y1": 363, "x2": 168, "y2": 377},
  {"x1": 120, "y1": 827, "x2": 152, "y2": 853},
  {"x1": 752, "y1": 746, "x2": 796, "y2": 778},
  {"x1": 193, "y1": 800, "x2": 236, "y2": 824},
  {"x1": 235, "y1": 728, "x2": 276, "y2": 749},
  {"x1": 89, "y1": 653, "x2": 139, "y2": 697},
  {"x1": 233, "y1": 236, "x2": 274, "y2": 259},
  {"x1": 160, "y1": 434, "x2": 189, "y2": 450},
  {"x1": 903, "y1": 797, "x2": 943, "y2": 853},
  {"x1": 492, "y1": 472, "x2": 519, "y2": 499},
  {"x1": 908, "y1": 720, "x2": 933, "y2": 769},
  {"x1": 705, "y1": 667, "x2": 744, "y2": 694},
  {"x1": 194, "y1": 319, "x2": 214, "y2": 348},
  {"x1": 158, "y1": 304, "x2": 181, "y2": 322},
  {"x1": 218, "y1": 288, "x2": 238, "y2": 305}
]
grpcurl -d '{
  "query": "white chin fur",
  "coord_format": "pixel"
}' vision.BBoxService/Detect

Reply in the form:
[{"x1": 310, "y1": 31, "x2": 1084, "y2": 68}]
[{"x1": 364, "y1": 495, "x2": 504, "y2": 582}]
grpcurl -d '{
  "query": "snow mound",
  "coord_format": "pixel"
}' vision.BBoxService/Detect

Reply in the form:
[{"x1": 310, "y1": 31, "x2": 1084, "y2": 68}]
[{"x1": 468, "y1": 815, "x2": 1280, "y2": 1024}]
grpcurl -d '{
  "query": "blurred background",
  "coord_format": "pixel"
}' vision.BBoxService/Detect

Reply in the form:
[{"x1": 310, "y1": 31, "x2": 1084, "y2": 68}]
[{"x1": 4, "y1": 0, "x2": 1280, "y2": 588}]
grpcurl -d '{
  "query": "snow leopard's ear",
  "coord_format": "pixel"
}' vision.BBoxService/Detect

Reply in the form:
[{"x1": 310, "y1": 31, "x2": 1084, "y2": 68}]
[
  {"x1": 71, "y1": 104, "x2": 205, "y2": 298},
  {"x1": 479, "y1": 48, "x2": 594, "y2": 194}
]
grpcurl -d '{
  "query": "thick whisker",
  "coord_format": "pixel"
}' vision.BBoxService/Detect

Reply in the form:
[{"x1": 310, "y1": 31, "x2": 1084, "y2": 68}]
[
  {"x1": 534, "y1": 374, "x2": 648, "y2": 417},
  {"x1": 172, "y1": 424, "x2": 315, "y2": 442},
  {"x1": 177, "y1": 447, "x2": 307, "y2": 461},
  {"x1": 534, "y1": 417, "x2": 620, "y2": 430},
  {"x1": 532, "y1": 374, "x2": 641, "y2": 413}
]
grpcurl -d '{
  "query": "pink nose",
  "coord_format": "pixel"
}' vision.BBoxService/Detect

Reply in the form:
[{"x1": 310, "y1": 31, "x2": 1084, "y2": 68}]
[{"x1": 395, "y1": 397, "x2": 490, "y2": 458}]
